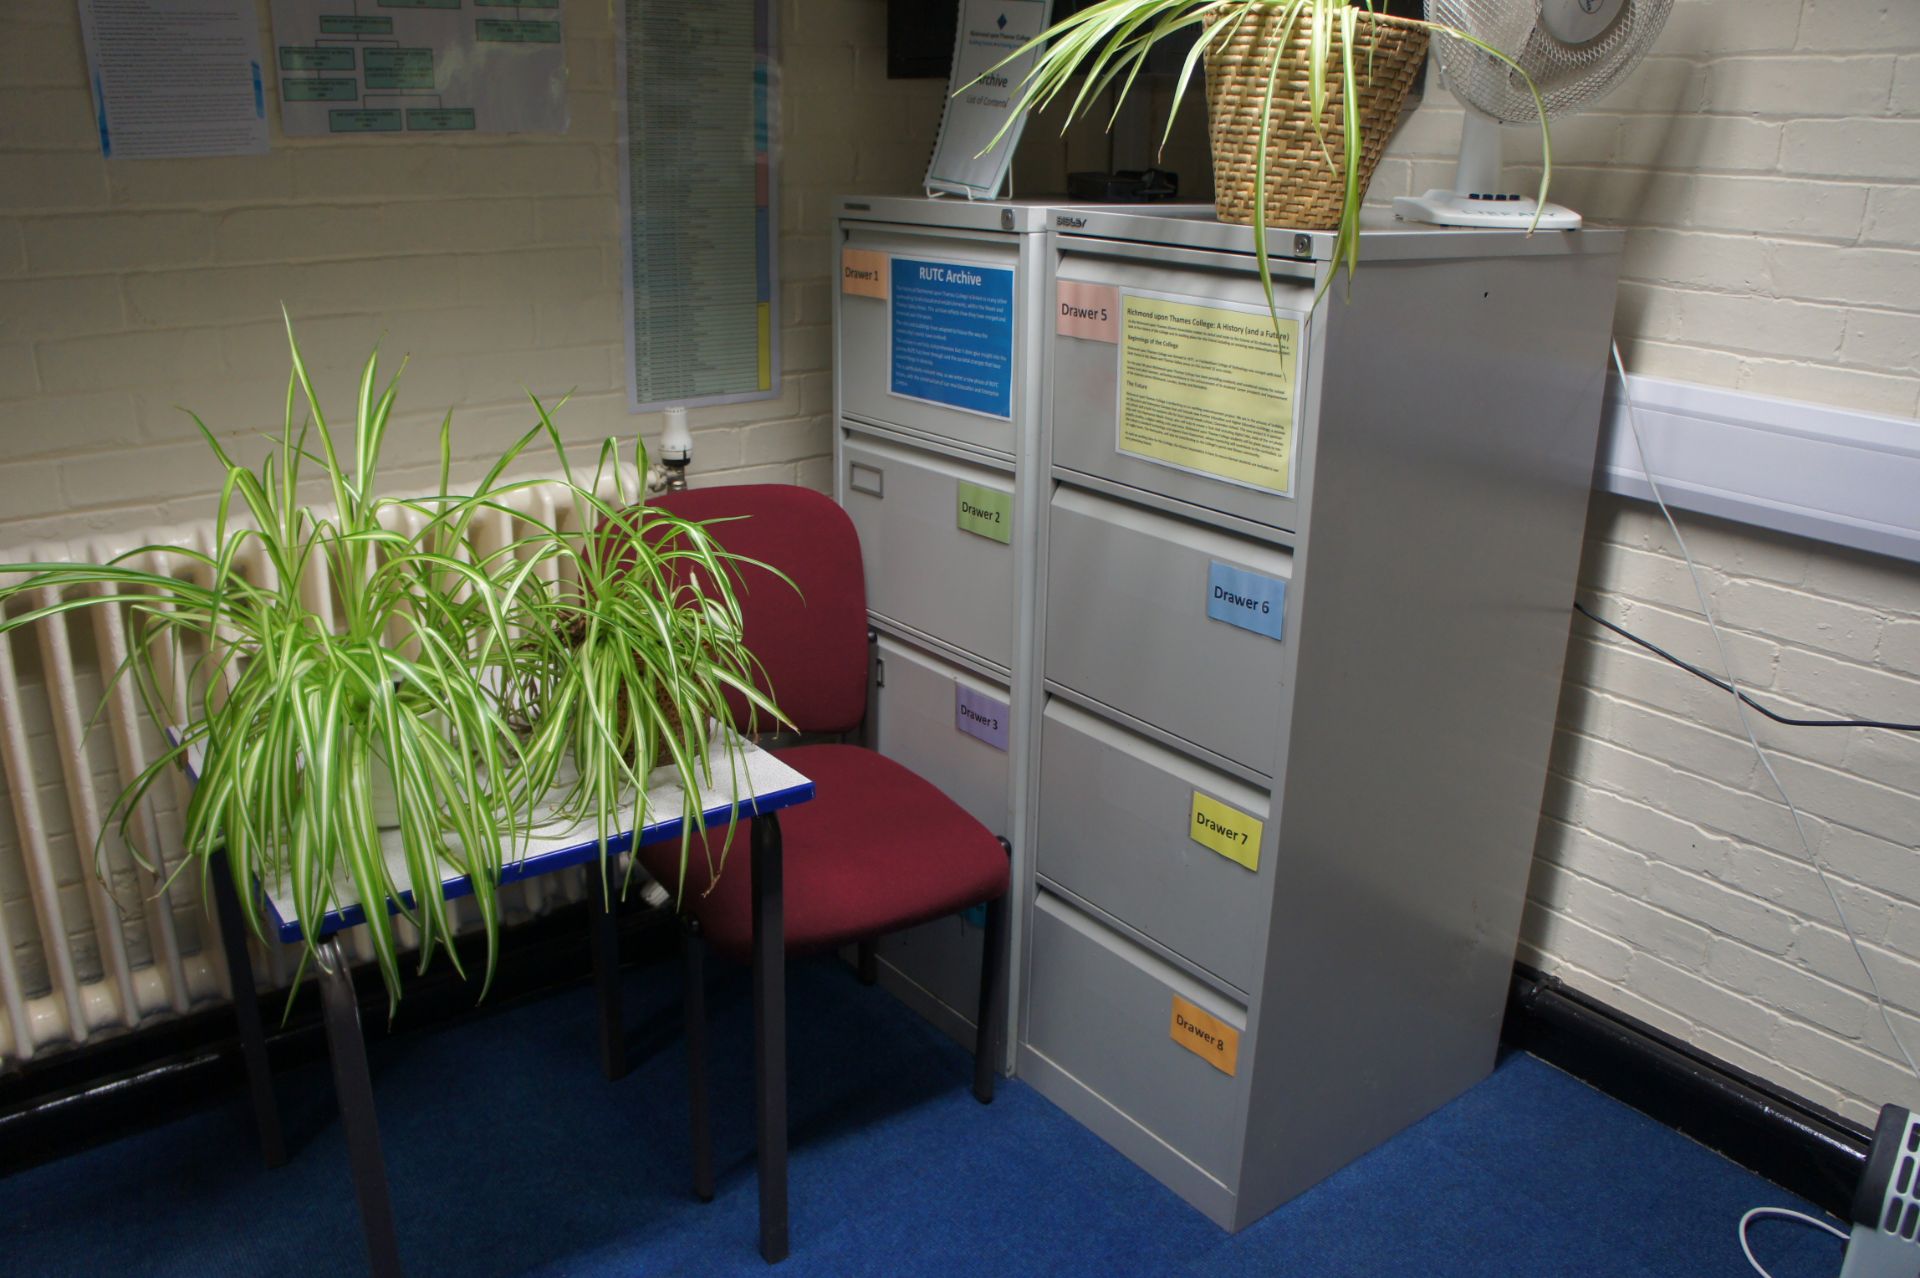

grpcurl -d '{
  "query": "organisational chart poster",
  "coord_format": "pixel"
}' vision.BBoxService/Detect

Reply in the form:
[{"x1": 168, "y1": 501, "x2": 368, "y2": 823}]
[
  {"x1": 269, "y1": 0, "x2": 568, "y2": 136},
  {"x1": 889, "y1": 257, "x2": 1015, "y2": 420},
  {"x1": 1118, "y1": 293, "x2": 1300, "y2": 496}
]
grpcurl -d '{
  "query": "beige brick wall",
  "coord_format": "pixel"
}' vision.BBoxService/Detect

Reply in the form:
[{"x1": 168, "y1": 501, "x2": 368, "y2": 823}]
[
  {"x1": 1369, "y1": 0, "x2": 1920, "y2": 1123},
  {"x1": 0, "y1": 0, "x2": 947, "y2": 548},
  {"x1": 0, "y1": 0, "x2": 945, "y2": 1043}
]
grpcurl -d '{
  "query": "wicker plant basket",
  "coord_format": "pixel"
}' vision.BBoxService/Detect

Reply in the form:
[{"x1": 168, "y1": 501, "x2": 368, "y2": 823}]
[{"x1": 1205, "y1": 6, "x2": 1429, "y2": 230}]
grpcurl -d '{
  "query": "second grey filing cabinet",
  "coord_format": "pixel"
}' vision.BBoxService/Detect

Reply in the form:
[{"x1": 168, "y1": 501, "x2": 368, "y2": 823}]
[{"x1": 1020, "y1": 210, "x2": 1624, "y2": 1231}]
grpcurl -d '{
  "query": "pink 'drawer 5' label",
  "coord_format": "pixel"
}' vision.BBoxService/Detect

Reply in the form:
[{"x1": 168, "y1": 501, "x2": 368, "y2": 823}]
[{"x1": 1056, "y1": 281, "x2": 1119, "y2": 342}]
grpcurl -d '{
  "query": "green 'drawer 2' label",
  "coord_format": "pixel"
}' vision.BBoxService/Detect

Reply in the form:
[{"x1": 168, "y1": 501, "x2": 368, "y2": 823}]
[{"x1": 956, "y1": 481, "x2": 1011, "y2": 544}]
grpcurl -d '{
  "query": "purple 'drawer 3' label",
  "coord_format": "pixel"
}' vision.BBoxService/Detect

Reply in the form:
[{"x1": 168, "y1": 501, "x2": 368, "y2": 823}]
[{"x1": 954, "y1": 682, "x2": 1010, "y2": 752}]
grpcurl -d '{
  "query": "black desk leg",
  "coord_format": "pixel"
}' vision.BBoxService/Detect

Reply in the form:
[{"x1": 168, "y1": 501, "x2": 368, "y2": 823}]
[
  {"x1": 208, "y1": 850, "x2": 286, "y2": 1168},
  {"x1": 685, "y1": 919, "x2": 714, "y2": 1203},
  {"x1": 317, "y1": 939, "x2": 404, "y2": 1278},
  {"x1": 589, "y1": 864, "x2": 628, "y2": 1080},
  {"x1": 750, "y1": 813, "x2": 788, "y2": 1264}
]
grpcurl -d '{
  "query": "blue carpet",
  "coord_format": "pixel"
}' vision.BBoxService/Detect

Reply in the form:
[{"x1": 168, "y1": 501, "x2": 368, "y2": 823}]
[{"x1": 0, "y1": 957, "x2": 1850, "y2": 1277}]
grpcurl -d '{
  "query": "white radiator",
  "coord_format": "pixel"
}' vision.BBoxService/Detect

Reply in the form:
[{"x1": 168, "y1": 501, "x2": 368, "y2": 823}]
[{"x1": 0, "y1": 474, "x2": 623, "y2": 1066}]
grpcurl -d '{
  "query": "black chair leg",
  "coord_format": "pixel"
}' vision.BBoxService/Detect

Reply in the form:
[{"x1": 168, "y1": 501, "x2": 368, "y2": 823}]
[
  {"x1": 973, "y1": 837, "x2": 1013, "y2": 1105},
  {"x1": 684, "y1": 918, "x2": 714, "y2": 1203},
  {"x1": 856, "y1": 937, "x2": 878, "y2": 986},
  {"x1": 974, "y1": 892, "x2": 1009, "y2": 1105}
]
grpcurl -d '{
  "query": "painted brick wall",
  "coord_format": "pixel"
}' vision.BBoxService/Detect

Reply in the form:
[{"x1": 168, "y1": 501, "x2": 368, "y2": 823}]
[
  {"x1": 0, "y1": 0, "x2": 946, "y2": 550},
  {"x1": 0, "y1": 0, "x2": 945, "y2": 1044},
  {"x1": 1368, "y1": 0, "x2": 1920, "y2": 1124}
]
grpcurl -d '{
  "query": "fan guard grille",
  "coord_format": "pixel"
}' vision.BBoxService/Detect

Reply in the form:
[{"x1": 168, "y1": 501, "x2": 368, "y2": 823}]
[{"x1": 1428, "y1": 0, "x2": 1673, "y2": 125}]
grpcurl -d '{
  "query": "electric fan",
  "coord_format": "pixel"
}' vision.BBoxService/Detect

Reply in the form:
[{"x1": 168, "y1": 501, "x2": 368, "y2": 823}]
[
  {"x1": 1394, "y1": 0, "x2": 1672, "y2": 230},
  {"x1": 1837, "y1": 1103, "x2": 1920, "y2": 1278}
]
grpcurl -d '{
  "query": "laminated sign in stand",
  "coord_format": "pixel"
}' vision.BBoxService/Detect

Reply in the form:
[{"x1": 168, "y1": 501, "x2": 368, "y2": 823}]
[{"x1": 924, "y1": 0, "x2": 1051, "y2": 200}]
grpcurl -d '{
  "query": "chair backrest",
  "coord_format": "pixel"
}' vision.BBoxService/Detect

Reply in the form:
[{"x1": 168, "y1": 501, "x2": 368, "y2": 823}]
[{"x1": 650, "y1": 484, "x2": 869, "y2": 737}]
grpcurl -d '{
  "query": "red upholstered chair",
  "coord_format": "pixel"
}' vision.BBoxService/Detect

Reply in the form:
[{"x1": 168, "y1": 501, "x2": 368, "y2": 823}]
[{"x1": 632, "y1": 484, "x2": 1012, "y2": 1211}]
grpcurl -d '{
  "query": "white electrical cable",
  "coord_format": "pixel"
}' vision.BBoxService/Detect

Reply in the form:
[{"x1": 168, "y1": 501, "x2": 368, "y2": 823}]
[
  {"x1": 1738, "y1": 1206, "x2": 1849, "y2": 1278},
  {"x1": 1609, "y1": 341, "x2": 1920, "y2": 1086}
]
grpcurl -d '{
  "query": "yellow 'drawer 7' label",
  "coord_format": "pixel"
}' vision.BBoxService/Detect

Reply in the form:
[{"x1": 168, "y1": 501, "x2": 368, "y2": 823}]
[
  {"x1": 1189, "y1": 790, "x2": 1262, "y2": 871},
  {"x1": 1118, "y1": 294, "x2": 1299, "y2": 495},
  {"x1": 1170, "y1": 995, "x2": 1240, "y2": 1076}
]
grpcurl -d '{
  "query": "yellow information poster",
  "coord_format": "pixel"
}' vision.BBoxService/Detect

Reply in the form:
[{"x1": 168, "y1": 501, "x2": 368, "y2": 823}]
[{"x1": 1118, "y1": 294, "x2": 1300, "y2": 495}]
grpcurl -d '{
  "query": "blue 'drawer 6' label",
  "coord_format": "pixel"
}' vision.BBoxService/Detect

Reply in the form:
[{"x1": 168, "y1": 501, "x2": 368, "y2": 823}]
[
  {"x1": 1207, "y1": 561, "x2": 1286, "y2": 641},
  {"x1": 954, "y1": 682, "x2": 1011, "y2": 751},
  {"x1": 889, "y1": 257, "x2": 1015, "y2": 419}
]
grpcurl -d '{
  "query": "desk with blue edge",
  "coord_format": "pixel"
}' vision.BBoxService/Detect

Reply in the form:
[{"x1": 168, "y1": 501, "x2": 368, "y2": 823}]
[{"x1": 193, "y1": 737, "x2": 813, "y2": 1274}]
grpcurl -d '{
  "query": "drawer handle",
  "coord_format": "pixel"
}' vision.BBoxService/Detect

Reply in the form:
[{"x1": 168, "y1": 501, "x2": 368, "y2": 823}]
[{"x1": 849, "y1": 462, "x2": 884, "y2": 498}]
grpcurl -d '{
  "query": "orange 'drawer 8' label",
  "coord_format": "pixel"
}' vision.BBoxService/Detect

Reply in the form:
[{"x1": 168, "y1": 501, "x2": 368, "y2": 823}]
[{"x1": 1170, "y1": 995, "x2": 1240, "y2": 1076}]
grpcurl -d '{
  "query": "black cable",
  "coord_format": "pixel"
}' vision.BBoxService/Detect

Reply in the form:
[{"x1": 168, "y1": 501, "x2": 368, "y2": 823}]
[{"x1": 1572, "y1": 600, "x2": 1920, "y2": 733}]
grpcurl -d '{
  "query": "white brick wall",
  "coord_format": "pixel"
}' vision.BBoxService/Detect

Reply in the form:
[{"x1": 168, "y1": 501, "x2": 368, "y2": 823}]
[
  {"x1": 1353, "y1": 0, "x2": 1920, "y2": 1122},
  {"x1": 0, "y1": 0, "x2": 944, "y2": 1023},
  {"x1": 1361, "y1": 0, "x2": 1920, "y2": 1126},
  {"x1": 0, "y1": 0, "x2": 945, "y2": 548}
]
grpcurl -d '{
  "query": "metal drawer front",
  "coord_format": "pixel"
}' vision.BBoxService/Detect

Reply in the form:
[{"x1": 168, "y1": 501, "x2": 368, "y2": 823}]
[
  {"x1": 871, "y1": 635, "x2": 1013, "y2": 1022},
  {"x1": 839, "y1": 227, "x2": 1025, "y2": 458},
  {"x1": 843, "y1": 428, "x2": 1016, "y2": 671},
  {"x1": 1050, "y1": 249, "x2": 1310, "y2": 532},
  {"x1": 1038, "y1": 698, "x2": 1268, "y2": 994},
  {"x1": 1026, "y1": 891, "x2": 1246, "y2": 1182},
  {"x1": 1045, "y1": 484, "x2": 1291, "y2": 772}
]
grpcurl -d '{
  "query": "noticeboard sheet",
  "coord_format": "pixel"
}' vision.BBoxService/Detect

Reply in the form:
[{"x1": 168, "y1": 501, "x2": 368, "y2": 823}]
[
  {"x1": 888, "y1": 255, "x2": 1015, "y2": 420},
  {"x1": 78, "y1": 0, "x2": 270, "y2": 159},
  {"x1": 619, "y1": 0, "x2": 776, "y2": 412},
  {"x1": 1117, "y1": 292, "x2": 1302, "y2": 497}
]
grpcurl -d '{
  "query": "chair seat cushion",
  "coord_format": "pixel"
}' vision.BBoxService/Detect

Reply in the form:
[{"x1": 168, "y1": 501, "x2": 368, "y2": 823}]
[{"x1": 634, "y1": 743, "x2": 1009, "y2": 960}]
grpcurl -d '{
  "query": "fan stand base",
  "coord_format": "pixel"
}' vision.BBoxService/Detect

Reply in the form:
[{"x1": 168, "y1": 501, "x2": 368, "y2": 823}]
[{"x1": 1393, "y1": 189, "x2": 1583, "y2": 231}]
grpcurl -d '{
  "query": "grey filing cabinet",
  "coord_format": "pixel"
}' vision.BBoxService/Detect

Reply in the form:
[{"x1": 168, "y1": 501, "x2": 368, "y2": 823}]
[
  {"x1": 830, "y1": 197, "x2": 1143, "y2": 1054},
  {"x1": 1020, "y1": 209, "x2": 1623, "y2": 1230}
]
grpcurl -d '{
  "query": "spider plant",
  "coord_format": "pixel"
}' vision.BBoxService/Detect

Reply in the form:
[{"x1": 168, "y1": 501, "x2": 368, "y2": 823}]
[
  {"x1": 0, "y1": 313, "x2": 553, "y2": 1006},
  {"x1": 505, "y1": 419, "x2": 791, "y2": 904},
  {"x1": 981, "y1": 0, "x2": 1550, "y2": 314}
]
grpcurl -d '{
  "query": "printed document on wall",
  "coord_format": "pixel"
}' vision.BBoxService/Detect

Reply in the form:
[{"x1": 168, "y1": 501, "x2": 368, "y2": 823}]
[
  {"x1": 924, "y1": 0, "x2": 1051, "y2": 199},
  {"x1": 620, "y1": 0, "x2": 777, "y2": 410},
  {"x1": 269, "y1": 0, "x2": 568, "y2": 136},
  {"x1": 1118, "y1": 293, "x2": 1301, "y2": 496},
  {"x1": 78, "y1": 0, "x2": 269, "y2": 159}
]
